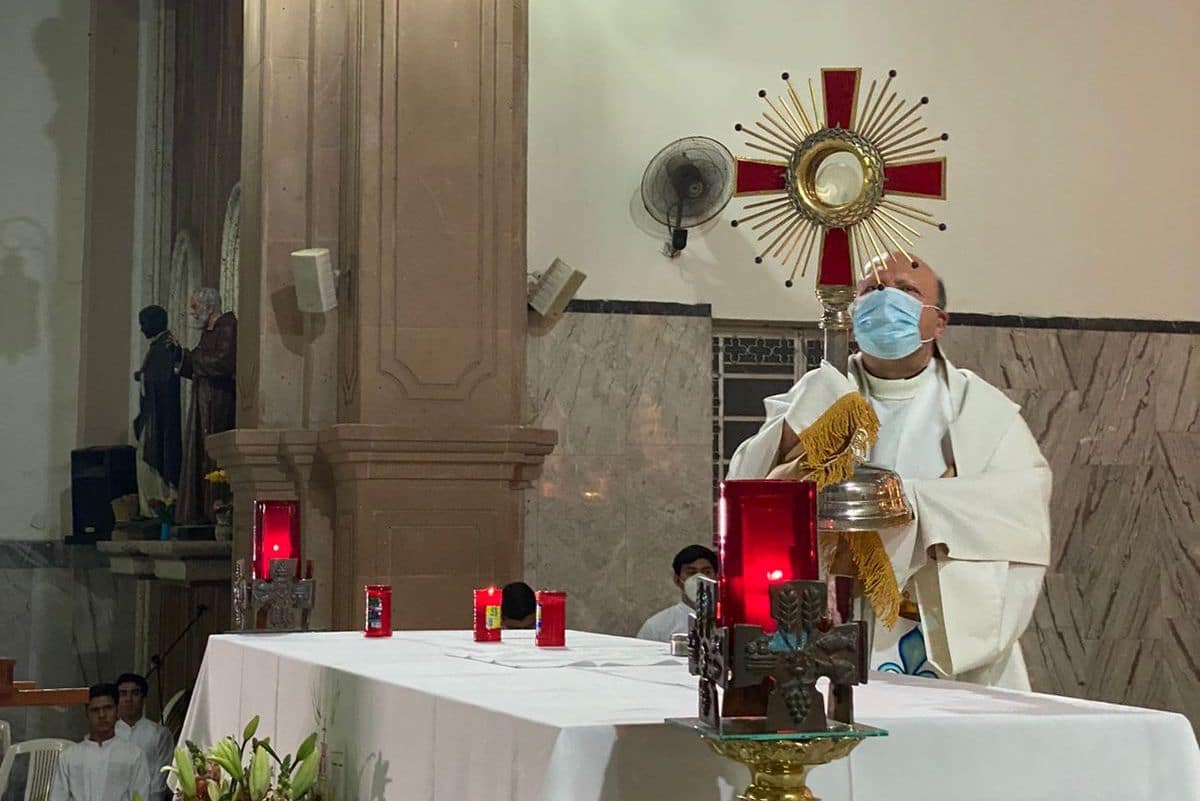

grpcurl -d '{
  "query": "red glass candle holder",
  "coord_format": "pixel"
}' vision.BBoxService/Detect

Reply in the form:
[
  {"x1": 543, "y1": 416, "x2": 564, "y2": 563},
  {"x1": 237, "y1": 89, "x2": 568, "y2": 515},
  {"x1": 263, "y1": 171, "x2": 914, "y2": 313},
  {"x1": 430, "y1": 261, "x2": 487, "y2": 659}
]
[
  {"x1": 718, "y1": 480, "x2": 818, "y2": 632},
  {"x1": 364, "y1": 585, "x2": 392, "y2": 637},
  {"x1": 535, "y1": 591, "x2": 566, "y2": 647},
  {"x1": 252, "y1": 499, "x2": 301, "y2": 579},
  {"x1": 473, "y1": 587, "x2": 502, "y2": 642}
]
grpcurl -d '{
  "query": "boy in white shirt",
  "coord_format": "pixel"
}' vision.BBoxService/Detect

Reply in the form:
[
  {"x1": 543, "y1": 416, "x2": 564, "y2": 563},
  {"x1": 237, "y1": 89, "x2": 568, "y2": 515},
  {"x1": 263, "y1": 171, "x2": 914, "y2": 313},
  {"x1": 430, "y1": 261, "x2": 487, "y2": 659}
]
[
  {"x1": 115, "y1": 673, "x2": 174, "y2": 801},
  {"x1": 51, "y1": 684, "x2": 151, "y2": 801},
  {"x1": 636, "y1": 545, "x2": 718, "y2": 642}
]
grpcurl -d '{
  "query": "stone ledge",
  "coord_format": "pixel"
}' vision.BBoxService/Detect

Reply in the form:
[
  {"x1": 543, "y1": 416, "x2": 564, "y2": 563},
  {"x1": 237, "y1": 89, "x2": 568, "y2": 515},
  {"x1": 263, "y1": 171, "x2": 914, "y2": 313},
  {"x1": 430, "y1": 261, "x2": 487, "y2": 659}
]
[
  {"x1": 98, "y1": 541, "x2": 232, "y2": 559},
  {"x1": 97, "y1": 541, "x2": 232, "y2": 583}
]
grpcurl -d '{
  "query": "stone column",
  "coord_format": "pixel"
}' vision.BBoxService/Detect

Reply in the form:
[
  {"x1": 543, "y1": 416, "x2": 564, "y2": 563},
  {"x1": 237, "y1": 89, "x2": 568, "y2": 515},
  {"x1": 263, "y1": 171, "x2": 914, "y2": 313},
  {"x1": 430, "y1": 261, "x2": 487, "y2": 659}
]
[
  {"x1": 322, "y1": 0, "x2": 554, "y2": 629},
  {"x1": 208, "y1": 0, "x2": 345, "y2": 629}
]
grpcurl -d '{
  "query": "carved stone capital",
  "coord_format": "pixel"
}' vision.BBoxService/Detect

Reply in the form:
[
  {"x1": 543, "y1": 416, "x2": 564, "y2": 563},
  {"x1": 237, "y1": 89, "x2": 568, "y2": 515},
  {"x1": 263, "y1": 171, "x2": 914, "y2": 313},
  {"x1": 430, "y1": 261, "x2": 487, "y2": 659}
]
[
  {"x1": 206, "y1": 428, "x2": 320, "y2": 498},
  {"x1": 318, "y1": 424, "x2": 556, "y2": 488}
]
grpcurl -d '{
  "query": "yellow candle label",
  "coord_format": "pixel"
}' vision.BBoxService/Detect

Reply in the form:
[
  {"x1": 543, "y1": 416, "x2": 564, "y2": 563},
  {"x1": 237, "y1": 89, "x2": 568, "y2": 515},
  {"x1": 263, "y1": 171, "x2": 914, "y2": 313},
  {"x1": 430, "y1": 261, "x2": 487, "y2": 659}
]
[{"x1": 486, "y1": 604, "x2": 501, "y2": 630}]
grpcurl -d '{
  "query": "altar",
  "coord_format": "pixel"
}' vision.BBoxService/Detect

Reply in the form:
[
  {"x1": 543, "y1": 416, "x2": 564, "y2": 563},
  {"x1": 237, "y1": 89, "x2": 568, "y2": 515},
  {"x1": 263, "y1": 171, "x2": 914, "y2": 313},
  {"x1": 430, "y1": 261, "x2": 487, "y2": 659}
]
[{"x1": 179, "y1": 630, "x2": 1200, "y2": 801}]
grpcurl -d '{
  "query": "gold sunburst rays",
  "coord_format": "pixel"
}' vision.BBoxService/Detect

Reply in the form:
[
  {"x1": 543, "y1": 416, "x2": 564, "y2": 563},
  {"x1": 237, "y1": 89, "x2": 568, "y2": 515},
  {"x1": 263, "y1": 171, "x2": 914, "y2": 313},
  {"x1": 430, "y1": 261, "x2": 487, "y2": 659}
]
[{"x1": 730, "y1": 68, "x2": 949, "y2": 290}]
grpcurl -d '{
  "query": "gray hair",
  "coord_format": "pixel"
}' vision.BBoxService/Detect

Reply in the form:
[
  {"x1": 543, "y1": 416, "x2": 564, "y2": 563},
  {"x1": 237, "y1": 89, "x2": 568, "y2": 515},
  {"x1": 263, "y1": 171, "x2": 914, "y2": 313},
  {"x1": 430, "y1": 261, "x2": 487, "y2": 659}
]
[
  {"x1": 192, "y1": 287, "x2": 222, "y2": 315},
  {"x1": 936, "y1": 278, "x2": 947, "y2": 311}
]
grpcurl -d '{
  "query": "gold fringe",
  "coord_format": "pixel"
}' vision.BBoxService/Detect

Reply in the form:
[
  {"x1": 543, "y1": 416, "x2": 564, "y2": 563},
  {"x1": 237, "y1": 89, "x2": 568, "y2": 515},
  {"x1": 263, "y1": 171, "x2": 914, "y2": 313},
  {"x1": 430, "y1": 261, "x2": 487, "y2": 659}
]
[
  {"x1": 779, "y1": 391, "x2": 901, "y2": 628},
  {"x1": 781, "y1": 392, "x2": 879, "y2": 487},
  {"x1": 850, "y1": 531, "x2": 901, "y2": 628}
]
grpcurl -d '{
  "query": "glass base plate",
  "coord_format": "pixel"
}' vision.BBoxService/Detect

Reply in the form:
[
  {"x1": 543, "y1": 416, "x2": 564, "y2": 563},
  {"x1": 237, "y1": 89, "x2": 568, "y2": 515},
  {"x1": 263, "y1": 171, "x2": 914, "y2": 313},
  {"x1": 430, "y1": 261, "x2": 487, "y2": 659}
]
[{"x1": 665, "y1": 717, "x2": 887, "y2": 742}]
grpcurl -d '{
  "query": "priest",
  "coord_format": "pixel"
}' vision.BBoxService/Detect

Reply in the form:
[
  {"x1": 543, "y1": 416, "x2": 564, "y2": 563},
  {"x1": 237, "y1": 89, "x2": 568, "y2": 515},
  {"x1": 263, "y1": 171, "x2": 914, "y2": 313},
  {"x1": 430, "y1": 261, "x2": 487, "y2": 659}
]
[{"x1": 727, "y1": 253, "x2": 1051, "y2": 690}]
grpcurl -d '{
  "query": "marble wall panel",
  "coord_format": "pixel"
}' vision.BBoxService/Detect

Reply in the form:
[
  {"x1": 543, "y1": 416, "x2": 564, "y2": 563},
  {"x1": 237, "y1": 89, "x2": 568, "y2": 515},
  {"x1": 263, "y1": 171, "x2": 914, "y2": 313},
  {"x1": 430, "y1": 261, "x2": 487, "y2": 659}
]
[
  {"x1": 525, "y1": 314, "x2": 1200, "y2": 730},
  {"x1": 527, "y1": 314, "x2": 1200, "y2": 731},
  {"x1": 0, "y1": 543, "x2": 138, "y2": 742},
  {"x1": 944, "y1": 325, "x2": 1200, "y2": 732},
  {"x1": 525, "y1": 309, "x2": 712, "y2": 637}
]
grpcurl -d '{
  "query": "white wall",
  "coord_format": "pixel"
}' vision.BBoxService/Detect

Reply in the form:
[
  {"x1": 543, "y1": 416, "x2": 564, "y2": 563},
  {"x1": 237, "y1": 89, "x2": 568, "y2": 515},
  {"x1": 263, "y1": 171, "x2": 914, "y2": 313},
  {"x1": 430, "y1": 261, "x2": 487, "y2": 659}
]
[
  {"x1": 0, "y1": 0, "x2": 90, "y2": 538},
  {"x1": 528, "y1": 0, "x2": 1200, "y2": 321}
]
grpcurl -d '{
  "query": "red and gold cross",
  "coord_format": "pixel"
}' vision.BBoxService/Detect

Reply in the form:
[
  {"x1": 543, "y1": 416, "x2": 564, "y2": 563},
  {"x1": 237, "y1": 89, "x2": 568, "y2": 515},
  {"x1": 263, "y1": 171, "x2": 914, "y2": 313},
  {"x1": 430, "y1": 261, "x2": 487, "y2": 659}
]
[{"x1": 731, "y1": 68, "x2": 947, "y2": 291}]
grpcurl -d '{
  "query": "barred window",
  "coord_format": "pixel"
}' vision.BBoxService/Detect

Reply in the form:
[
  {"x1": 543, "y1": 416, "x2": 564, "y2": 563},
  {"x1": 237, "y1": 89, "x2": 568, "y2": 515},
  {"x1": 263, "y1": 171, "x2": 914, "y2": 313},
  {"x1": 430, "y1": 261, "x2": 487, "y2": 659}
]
[{"x1": 712, "y1": 326, "x2": 829, "y2": 502}]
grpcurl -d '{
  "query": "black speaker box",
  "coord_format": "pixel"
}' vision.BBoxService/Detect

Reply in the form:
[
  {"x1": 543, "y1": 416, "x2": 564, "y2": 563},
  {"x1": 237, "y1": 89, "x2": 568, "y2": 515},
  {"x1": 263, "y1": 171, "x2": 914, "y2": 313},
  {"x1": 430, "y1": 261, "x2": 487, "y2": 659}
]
[{"x1": 69, "y1": 445, "x2": 137, "y2": 543}]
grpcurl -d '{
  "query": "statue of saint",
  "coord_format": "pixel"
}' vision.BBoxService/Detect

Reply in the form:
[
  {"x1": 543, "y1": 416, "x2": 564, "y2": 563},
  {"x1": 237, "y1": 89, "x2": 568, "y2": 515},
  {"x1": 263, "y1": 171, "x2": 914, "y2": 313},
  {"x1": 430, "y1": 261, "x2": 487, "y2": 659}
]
[
  {"x1": 133, "y1": 305, "x2": 181, "y2": 518},
  {"x1": 177, "y1": 288, "x2": 237, "y2": 525}
]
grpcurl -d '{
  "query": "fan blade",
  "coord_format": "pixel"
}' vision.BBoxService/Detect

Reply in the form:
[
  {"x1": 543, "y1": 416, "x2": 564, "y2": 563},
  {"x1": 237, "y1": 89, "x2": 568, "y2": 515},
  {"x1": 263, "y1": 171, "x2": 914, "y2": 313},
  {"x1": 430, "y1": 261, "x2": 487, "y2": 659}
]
[
  {"x1": 817, "y1": 228, "x2": 853, "y2": 288},
  {"x1": 883, "y1": 158, "x2": 946, "y2": 198},
  {"x1": 822, "y1": 68, "x2": 861, "y2": 130},
  {"x1": 734, "y1": 159, "x2": 787, "y2": 195}
]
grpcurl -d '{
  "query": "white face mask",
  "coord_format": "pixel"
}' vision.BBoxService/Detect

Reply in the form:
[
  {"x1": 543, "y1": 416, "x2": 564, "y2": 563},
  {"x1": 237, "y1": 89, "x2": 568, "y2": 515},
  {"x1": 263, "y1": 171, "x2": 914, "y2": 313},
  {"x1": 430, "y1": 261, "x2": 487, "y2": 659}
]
[
  {"x1": 188, "y1": 312, "x2": 208, "y2": 330},
  {"x1": 683, "y1": 574, "x2": 705, "y2": 605}
]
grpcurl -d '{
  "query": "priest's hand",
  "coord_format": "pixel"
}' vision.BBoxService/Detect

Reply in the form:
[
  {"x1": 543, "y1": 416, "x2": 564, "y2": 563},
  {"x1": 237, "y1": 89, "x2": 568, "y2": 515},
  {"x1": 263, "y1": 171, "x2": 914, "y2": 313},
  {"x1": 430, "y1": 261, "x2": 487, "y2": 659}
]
[{"x1": 927, "y1": 543, "x2": 949, "y2": 561}]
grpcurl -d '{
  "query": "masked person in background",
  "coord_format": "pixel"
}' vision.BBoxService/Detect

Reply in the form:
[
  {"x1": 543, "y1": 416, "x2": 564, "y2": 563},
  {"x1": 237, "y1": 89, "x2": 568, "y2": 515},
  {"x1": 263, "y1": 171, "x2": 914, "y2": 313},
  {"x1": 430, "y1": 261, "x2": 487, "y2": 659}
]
[{"x1": 636, "y1": 545, "x2": 719, "y2": 642}]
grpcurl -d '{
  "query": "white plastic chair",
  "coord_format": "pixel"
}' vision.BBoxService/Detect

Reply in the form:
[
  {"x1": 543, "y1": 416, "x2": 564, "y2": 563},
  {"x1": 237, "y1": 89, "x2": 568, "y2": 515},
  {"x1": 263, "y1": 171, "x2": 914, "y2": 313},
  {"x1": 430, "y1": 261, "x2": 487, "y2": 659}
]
[{"x1": 0, "y1": 739, "x2": 73, "y2": 801}]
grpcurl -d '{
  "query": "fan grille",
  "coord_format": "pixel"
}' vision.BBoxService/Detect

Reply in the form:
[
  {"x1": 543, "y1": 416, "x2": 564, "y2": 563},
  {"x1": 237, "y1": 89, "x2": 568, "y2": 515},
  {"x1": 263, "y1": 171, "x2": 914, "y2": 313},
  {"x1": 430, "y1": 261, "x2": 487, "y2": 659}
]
[{"x1": 641, "y1": 136, "x2": 735, "y2": 230}]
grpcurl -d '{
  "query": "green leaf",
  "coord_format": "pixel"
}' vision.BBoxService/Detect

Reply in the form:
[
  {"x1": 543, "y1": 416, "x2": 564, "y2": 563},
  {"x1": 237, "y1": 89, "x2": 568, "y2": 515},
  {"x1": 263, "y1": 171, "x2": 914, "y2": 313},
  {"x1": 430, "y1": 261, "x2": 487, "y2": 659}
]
[
  {"x1": 174, "y1": 746, "x2": 197, "y2": 799},
  {"x1": 289, "y1": 751, "x2": 319, "y2": 800},
  {"x1": 249, "y1": 745, "x2": 271, "y2": 801},
  {"x1": 225, "y1": 739, "x2": 246, "y2": 778},
  {"x1": 243, "y1": 715, "x2": 261, "y2": 743},
  {"x1": 208, "y1": 744, "x2": 240, "y2": 782},
  {"x1": 258, "y1": 740, "x2": 282, "y2": 766},
  {"x1": 295, "y1": 732, "x2": 319, "y2": 763}
]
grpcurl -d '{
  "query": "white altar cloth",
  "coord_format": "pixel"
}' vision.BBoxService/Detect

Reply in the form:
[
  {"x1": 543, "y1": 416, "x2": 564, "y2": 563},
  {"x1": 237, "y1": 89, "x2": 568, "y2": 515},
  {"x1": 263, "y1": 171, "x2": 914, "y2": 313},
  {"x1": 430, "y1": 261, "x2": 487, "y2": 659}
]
[{"x1": 181, "y1": 630, "x2": 1200, "y2": 801}]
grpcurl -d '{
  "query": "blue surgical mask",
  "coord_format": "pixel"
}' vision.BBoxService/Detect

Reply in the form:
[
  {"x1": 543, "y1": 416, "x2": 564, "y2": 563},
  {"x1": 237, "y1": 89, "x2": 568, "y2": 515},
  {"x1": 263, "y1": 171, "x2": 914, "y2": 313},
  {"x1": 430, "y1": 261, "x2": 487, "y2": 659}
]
[{"x1": 851, "y1": 286, "x2": 936, "y2": 360}]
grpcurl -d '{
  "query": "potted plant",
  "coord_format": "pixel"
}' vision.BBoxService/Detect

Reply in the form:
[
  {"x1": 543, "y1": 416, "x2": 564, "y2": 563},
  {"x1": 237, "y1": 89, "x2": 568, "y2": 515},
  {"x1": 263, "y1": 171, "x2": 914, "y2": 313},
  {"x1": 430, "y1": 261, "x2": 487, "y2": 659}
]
[
  {"x1": 167, "y1": 716, "x2": 321, "y2": 801},
  {"x1": 206, "y1": 469, "x2": 233, "y2": 541}
]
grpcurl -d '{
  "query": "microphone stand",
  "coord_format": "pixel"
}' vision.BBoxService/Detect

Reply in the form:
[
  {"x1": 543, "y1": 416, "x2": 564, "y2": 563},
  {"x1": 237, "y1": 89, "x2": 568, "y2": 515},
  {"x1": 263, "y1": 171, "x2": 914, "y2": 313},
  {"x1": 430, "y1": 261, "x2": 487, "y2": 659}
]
[{"x1": 146, "y1": 603, "x2": 208, "y2": 714}]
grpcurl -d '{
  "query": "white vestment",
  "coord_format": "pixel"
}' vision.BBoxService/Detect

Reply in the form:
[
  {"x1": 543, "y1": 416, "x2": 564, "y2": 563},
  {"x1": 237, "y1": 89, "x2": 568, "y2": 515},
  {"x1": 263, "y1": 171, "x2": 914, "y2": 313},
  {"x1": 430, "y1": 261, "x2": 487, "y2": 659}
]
[
  {"x1": 50, "y1": 737, "x2": 151, "y2": 801},
  {"x1": 115, "y1": 717, "x2": 174, "y2": 801},
  {"x1": 636, "y1": 601, "x2": 690, "y2": 642},
  {"x1": 727, "y1": 354, "x2": 1051, "y2": 690}
]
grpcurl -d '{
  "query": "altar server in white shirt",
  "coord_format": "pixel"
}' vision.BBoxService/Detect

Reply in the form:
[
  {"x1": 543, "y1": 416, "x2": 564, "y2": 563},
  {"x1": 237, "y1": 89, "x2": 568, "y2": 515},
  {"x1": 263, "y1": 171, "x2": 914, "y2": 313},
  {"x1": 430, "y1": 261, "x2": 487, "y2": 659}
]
[
  {"x1": 728, "y1": 253, "x2": 1051, "y2": 690},
  {"x1": 115, "y1": 673, "x2": 174, "y2": 801},
  {"x1": 51, "y1": 684, "x2": 152, "y2": 801},
  {"x1": 636, "y1": 545, "x2": 718, "y2": 641}
]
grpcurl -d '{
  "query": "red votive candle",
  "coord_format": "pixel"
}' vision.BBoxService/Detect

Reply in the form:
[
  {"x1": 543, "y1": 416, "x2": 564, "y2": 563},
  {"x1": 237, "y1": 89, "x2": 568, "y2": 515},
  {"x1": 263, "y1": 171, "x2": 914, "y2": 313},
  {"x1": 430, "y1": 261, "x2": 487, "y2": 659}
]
[
  {"x1": 718, "y1": 480, "x2": 819, "y2": 632},
  {"x1": 535, "y1": 591, "x2": 566, "y2": 647},
  {"x1": 364, "y1": 585, "x2": 392, "y2": 637},
  {"x1": 473, "y1": 587, "x2": 502, "y2": 642},
  {"x1": 252, "y1": 499, "x2": 301, "y2": 579}
]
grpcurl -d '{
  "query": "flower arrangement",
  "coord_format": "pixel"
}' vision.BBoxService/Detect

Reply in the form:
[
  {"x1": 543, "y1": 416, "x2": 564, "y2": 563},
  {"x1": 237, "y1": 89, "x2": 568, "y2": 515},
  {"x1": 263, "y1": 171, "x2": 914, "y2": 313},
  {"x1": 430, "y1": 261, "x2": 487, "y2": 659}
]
[
  {"x1": 206, "y1": 469, "x2": 234, "y2": 537},
  {"x1": 205, "y1": 469, "x2": 230, "y2": 486},
  {"x1": 167, "y1": 716, "x2": 320, "y2": 801},
  {"x1": 148, "y1": 498, "x2": 176, "y2": 526}
]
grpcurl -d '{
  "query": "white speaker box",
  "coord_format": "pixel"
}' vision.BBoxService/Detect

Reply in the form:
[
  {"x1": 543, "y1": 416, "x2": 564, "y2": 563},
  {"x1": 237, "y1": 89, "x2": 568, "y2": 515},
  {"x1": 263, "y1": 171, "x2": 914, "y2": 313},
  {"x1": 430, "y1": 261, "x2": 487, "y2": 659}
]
[
  {"x1": 291, "y1": 248, "x2": 338, "y2": 313},
  {"x1": 528, "y1": 258, "x2": 586, "y2": 320}
]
